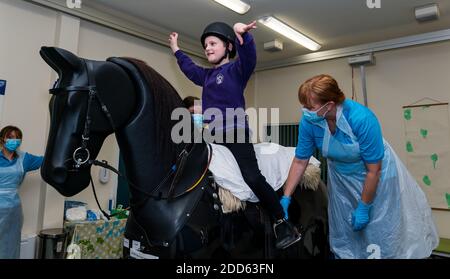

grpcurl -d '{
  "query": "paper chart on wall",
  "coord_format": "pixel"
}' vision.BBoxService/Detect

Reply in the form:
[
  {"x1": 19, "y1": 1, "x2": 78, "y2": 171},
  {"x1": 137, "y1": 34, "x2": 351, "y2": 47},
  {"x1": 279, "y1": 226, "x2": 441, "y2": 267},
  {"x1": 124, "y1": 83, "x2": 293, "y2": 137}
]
[{"x1": 403, "y1": 102, "x2": 450, "y2": 210}]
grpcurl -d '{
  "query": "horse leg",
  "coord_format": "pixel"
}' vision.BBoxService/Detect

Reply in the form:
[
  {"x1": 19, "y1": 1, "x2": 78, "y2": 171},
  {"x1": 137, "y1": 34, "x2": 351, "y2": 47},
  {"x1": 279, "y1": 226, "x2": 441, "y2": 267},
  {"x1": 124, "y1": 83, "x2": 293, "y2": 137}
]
[
  {"x1": 172, "y1": 190, "x2": 226, "y2": 259},
  {"x1": 182, "y1": 200, "x2": 267, "y2": 259},
  {"x1": 289, "y1": 181, "x2": 329, "y2": 259}
]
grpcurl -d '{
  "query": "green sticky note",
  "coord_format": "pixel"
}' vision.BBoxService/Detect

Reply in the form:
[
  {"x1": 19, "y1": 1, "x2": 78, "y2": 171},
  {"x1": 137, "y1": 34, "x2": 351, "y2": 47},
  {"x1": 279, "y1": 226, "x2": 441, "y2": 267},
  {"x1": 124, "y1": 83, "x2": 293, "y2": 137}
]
[
  {"x1": 446, "y1": 193, "x2": 450, "y2": 208},
  {"x1": 404, "y1": 109, "x2": 412, "y2": 120},
  {"x1": 431, "y1": 153, "x2": 438, "y2": 169},
  {"x1": 406, "y1": 141, "x2": 414, "y2": 153},
  {"x1": 423, "y1": 175, "x2": 431, "y2": 186},
  {"x1": 420, "y1": 129, "x2": 428, "y2": 139}
]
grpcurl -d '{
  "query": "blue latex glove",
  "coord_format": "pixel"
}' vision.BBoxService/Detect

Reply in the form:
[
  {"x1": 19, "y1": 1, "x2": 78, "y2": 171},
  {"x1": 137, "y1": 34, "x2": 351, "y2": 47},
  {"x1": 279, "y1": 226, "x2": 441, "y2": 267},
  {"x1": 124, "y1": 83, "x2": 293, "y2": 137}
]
[
  {"x1": 280, "y1": 196, "x2": 291, "y2": 220},
  {"x1": 351, "y1": 200, "x2": 372, "y2": 231}
]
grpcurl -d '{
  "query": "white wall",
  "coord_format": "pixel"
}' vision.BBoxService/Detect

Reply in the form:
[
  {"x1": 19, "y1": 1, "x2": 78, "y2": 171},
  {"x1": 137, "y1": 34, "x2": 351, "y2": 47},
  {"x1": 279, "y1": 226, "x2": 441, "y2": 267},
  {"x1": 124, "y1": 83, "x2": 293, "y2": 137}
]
[
  {"x1": 255, "y1": 57, "x2": 353, "y2": 124},
  {"x1": 0, "y1": 0, "x2": 58, "y2": 237},
  {"x1": 254, "y1": 40, "x2": 450, "y2": 239}
]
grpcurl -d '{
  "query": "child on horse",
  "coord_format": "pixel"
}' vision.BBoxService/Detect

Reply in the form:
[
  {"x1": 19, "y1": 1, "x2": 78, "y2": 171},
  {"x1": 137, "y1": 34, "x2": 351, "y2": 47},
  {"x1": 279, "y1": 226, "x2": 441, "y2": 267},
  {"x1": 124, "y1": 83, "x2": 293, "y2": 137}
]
[{"x1": 169, "y1": 21, "x2": 301, "y2": 249}]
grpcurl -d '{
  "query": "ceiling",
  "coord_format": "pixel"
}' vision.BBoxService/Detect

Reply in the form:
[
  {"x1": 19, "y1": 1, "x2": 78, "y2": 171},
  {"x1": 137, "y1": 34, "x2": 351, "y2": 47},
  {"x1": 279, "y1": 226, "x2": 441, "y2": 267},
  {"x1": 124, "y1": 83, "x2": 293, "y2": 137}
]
[{"x1": 84, "y1": 0, "x2": 450, "y2": 64}]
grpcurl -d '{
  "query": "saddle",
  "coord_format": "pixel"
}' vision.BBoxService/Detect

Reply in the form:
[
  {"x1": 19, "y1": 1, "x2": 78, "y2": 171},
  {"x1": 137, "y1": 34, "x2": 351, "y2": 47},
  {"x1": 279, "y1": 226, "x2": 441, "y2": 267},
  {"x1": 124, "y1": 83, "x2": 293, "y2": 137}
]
[{"x1": 166, "y1": 142, "x2": 211, "y2": 199}]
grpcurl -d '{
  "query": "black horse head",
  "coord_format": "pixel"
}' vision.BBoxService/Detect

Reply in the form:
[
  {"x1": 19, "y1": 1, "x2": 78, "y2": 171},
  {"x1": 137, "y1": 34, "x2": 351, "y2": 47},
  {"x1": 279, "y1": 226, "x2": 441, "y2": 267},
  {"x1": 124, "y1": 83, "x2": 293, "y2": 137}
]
[
  {"x1": 40, "y1": 47, "x2": 184, "y2": 197},
  {"x1": 40, "y1": 47, "x2": 136, "y2": 195}
]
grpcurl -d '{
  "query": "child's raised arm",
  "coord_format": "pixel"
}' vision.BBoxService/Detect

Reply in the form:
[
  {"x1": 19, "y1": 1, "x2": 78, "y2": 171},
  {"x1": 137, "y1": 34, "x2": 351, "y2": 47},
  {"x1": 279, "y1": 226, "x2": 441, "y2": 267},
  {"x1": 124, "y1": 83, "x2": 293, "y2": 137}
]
[
  {"x1": 233, "y1": 21, "x2": 257, "y2": 45},
  {"x1": 169, "y1": 32, "x2": 180, "y2": 54}
]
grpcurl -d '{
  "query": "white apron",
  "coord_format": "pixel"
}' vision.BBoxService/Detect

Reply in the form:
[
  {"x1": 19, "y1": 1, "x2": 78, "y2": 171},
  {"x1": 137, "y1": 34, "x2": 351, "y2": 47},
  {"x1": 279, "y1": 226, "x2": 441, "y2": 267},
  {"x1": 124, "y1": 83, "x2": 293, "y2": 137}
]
[
  {"x1": 320, "y1": 106, "x2": 438, "y2": 259},
  {"x1": 0, "y1": 151, "x2": 25, "y2": 259}
]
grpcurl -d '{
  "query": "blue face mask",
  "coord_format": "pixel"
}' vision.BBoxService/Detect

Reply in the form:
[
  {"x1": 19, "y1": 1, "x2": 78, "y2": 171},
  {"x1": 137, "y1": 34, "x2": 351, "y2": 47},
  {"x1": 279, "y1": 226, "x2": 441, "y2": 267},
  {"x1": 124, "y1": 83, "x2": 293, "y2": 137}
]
[
  {"x1": 4, "y1": 139, "x2": 21, "y2": 152},
  {"x1": 302, "y1": 103, "x2": 330, "y2": 123},
  {"x1": 192, "y1": 114, "x2": 203, "y2": 128}
]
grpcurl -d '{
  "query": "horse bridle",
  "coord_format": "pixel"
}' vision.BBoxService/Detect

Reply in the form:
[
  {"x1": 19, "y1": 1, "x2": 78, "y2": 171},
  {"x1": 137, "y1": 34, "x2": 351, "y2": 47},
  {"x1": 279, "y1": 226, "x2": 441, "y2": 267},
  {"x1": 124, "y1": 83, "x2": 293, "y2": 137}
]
[{"x1": 50, "y1": 60, "x2": 114, "y2": 169}]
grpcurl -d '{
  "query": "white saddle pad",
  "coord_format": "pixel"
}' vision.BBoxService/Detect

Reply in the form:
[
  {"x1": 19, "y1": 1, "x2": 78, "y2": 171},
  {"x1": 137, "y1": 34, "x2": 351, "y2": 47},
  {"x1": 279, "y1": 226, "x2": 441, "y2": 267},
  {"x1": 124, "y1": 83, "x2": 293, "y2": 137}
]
[{"x1": 208, "y1": 142, "x2": 320, "y2": 202}]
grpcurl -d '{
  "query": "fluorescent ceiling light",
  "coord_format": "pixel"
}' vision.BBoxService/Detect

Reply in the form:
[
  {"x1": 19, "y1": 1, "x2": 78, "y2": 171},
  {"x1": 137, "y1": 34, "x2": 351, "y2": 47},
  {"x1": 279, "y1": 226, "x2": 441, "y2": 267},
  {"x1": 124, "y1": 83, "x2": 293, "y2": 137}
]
[
  {"x1": 258, "y1": 16, "x2": 321, "y2": 51},
  {"x1": 213, "y1": 0, "x2": 250, "y2": 15}
]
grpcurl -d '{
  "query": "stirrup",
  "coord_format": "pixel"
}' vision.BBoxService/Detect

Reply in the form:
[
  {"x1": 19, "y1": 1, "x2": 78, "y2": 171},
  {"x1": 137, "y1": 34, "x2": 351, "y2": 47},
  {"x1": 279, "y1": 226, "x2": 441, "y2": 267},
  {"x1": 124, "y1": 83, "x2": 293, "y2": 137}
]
[
  {"x1": 279, "y1": 230, "x2": 302, "y2": 249},
  {"x1": 273, "y1": 219, "x2": 302, "y2": 249}
]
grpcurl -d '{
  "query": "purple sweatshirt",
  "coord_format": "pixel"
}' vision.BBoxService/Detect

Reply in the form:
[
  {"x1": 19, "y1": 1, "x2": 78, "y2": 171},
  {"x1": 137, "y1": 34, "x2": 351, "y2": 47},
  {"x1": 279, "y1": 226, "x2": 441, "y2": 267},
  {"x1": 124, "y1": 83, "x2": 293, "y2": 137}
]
[{"x1": 174, "y1": 32, "x2": 257, "y2": 131}]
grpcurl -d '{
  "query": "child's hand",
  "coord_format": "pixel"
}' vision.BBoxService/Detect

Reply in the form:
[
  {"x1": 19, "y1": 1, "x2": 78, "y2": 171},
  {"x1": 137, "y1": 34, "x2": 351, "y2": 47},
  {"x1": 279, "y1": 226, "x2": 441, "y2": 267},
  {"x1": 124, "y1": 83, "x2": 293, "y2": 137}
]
[
  {"x1": 234, "y1": 21, "x2": 257, "y2": 45},
  {"x1": 169, "y1": 32, "x2": 180, "y2": 53}
]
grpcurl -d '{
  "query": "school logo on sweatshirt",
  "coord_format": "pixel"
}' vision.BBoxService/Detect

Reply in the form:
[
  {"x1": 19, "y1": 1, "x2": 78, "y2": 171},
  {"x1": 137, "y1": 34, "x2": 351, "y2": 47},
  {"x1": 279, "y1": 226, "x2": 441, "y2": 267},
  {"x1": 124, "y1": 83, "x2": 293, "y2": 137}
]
[{"x1": 216, "y1": 73, "x2": 224, "y2": 85}]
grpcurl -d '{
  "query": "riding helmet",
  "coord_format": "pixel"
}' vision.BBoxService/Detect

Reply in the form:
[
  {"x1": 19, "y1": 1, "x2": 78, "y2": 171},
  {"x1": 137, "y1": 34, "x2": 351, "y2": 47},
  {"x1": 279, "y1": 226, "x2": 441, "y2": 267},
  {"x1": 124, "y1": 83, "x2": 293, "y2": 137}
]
[{"x1": 200, "y1": 22, "x2": 236, "y2": 58}]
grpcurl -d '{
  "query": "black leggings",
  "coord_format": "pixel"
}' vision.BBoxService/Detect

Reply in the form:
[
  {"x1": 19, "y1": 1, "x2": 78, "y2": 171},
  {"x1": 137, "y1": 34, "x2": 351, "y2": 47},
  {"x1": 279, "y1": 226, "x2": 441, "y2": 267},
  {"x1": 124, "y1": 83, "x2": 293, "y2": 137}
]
[{"x1": 214, "y1": 129, "x2": 284, "y2": 220}]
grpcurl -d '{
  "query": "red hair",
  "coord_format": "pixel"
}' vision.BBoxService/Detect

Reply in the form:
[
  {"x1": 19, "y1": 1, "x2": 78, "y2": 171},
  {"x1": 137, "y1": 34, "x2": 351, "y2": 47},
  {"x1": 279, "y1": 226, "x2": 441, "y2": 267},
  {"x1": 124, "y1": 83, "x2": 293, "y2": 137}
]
[{"x1": 298, "y1": 74, "x2": 345, "y2": 108}]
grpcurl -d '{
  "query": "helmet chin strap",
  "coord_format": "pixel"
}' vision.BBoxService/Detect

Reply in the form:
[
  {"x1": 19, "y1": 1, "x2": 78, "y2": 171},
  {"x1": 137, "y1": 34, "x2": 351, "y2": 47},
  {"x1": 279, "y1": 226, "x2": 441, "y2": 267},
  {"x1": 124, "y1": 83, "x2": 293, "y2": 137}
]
[
  {"x1": 212, "y1": 43, "x2": 231, "y2": 65},
  {"x1": 213, "y1": 50, "x2": 228, "y2": 65}
]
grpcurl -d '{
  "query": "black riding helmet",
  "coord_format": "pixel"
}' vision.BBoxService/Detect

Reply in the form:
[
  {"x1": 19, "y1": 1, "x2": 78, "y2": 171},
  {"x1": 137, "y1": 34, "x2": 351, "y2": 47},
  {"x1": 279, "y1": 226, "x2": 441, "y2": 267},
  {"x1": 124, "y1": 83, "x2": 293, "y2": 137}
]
[{"x1": 201, "y1": 22, "x2": 236, "y2": 59}]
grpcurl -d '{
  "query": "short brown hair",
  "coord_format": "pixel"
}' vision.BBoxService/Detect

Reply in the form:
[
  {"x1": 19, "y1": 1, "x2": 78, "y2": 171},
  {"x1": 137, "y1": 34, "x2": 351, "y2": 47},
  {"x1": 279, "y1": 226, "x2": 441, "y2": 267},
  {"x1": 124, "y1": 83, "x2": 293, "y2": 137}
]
[
  {"x1": 0, "y1": 125, "x2": 23, "y2": 145},
  {"x1": 298, "y1": 74, "x2": 345, "y2": 108},
  {"x1": 182, "y1": 96, "x2": 200, "y2": 109}
]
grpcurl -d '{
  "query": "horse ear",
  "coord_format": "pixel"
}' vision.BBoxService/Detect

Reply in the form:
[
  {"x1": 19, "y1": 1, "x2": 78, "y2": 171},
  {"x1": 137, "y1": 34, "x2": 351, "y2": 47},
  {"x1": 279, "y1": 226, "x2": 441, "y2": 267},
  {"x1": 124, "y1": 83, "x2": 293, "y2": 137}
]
[{"x1": 40, "y1": 47, "x2": 83, "y2": 76}]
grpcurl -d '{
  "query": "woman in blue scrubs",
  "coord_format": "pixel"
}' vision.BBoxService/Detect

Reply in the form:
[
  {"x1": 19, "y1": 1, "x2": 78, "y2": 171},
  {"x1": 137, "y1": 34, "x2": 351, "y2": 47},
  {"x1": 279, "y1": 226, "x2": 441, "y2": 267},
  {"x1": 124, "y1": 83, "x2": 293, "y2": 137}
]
[
  {"x1": 0, "y1": 126, "x2": 43, "y2": 259},
  {"x1": 280, "y1": 74, "x2": 438, "y2": 258}
]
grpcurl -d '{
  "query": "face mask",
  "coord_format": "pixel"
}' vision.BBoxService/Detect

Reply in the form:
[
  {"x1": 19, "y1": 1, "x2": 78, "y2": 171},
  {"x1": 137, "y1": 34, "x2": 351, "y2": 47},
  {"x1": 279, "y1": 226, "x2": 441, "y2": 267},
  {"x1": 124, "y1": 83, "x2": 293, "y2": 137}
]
[
  {"x1": 4, "y1": 139, "x2": 21, "y2": 152},
  {"x1": 302, "y1": 103, "x2": 330, "y2": 123},
  {"x1": 192, "y1": 114, "x2": 203, "y2": 128}
]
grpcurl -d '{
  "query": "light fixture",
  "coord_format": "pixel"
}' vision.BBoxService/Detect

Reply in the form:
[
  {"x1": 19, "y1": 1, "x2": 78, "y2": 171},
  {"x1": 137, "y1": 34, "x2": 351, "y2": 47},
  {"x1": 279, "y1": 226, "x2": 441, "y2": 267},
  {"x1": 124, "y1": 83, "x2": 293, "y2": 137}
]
[
  {"x1": 213, "y1": 0, "x2": 250, "y2": 15},
  {"x1": 415, "y1": 4, "x2": 440, "y2": 22},
  {"x1": 258, "y1": 16, "x2": 321, "y2": 51}
]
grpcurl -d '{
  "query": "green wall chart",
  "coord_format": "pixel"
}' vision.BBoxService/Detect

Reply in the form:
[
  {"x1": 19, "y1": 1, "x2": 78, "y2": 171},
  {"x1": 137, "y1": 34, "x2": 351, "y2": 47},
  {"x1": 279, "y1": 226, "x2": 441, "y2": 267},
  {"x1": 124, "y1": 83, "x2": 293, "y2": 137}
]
[{"x1": 403, "y1": 101, "x2": 450, "y2": 210}]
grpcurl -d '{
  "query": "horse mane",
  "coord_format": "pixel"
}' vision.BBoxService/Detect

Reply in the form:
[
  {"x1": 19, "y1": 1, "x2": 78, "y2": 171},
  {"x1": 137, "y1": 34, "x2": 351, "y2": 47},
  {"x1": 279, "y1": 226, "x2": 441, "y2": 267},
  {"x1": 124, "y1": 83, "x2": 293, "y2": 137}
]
[{"x1": 122, "y1": 57, "x2": 184, "y2": 165}]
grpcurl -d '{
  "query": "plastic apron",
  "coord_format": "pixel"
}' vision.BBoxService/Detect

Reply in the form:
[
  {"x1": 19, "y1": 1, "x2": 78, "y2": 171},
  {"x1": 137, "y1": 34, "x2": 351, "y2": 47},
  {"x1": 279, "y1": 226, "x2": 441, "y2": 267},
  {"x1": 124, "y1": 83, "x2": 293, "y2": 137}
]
[
  {"x1": 319, "y1": 105, "x2": 438, "y2": 259},
  {"x1": 0, "y1": 151, "x2": 25, "y2": 259}
]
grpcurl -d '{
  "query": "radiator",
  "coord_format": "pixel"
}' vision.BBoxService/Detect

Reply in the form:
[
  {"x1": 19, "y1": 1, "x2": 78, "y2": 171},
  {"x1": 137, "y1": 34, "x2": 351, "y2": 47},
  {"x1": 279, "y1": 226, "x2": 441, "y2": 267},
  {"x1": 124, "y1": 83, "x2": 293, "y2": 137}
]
[
  {"x1": 264, "y1": 123, "x2": 327, "y2": 183},
  {"x1": 264, "y1": 123, "x2": 299, "y2": 147}
]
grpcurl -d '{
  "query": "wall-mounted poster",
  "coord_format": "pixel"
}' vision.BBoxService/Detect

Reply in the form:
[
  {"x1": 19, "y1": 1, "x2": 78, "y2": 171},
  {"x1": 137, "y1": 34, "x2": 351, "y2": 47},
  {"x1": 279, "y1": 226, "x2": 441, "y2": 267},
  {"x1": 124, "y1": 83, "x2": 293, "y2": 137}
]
[
  {"x1": 0, "y1": 79, "x2": 6, "y2": 124},
  {"x1": 0, "y1": 80, "x2": 6, "y2": 95},
  {"x1": 403, "y1": 100, "x2": 450, "y2": 210}
]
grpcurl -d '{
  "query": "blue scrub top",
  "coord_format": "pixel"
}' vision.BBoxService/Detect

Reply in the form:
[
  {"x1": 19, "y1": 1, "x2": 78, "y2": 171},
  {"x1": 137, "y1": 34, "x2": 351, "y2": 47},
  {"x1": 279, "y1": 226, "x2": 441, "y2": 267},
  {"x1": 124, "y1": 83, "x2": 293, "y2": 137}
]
[{"x1": 295, "y1": 99, "x2": 384, "y2": 164}]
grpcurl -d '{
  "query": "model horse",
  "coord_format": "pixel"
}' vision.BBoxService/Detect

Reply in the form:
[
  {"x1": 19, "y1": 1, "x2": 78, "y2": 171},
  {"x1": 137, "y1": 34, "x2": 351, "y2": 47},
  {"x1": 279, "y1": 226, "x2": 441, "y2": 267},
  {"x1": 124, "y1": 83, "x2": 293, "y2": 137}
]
[{"x1": 39, "y1": 46, "x2": 329, "y2": 259}]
